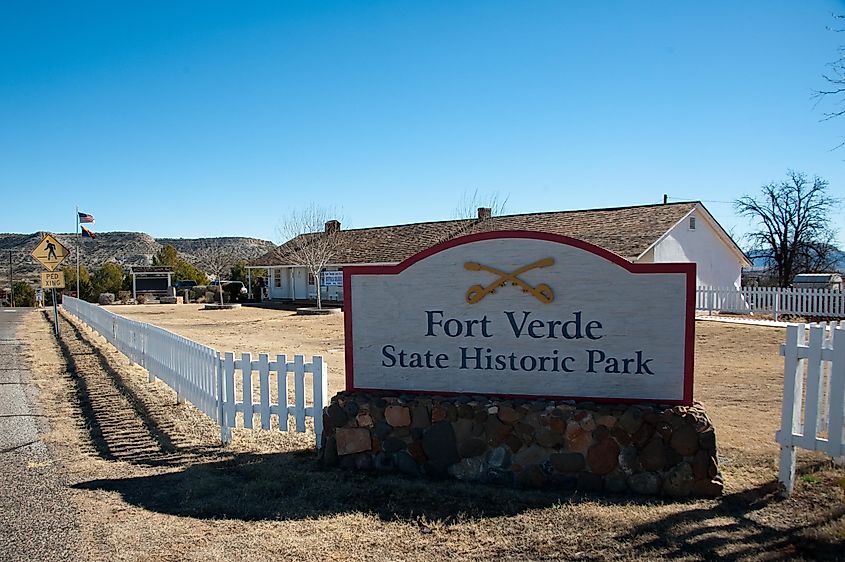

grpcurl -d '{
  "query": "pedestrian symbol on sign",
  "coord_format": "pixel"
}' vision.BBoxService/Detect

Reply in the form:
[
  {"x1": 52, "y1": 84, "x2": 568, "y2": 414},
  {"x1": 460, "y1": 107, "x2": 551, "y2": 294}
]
[{"x1": 30, "y1": 234, "x2": 70, "y2": 271}]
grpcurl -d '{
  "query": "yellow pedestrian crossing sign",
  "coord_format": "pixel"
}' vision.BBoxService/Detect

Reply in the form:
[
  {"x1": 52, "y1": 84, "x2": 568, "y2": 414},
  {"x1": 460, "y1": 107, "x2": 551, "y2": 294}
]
[{"x1": 31, "y1": 234, "x2": 70, "y2": 271}]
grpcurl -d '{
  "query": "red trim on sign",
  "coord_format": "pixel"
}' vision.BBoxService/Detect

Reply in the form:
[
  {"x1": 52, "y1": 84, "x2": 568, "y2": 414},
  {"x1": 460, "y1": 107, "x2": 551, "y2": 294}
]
[
  {"x1": 350, "y1": 387, "x2": 690, "y2": 407},
  {"x1": 343, "y1": 266, "x2": 354, "y2": 392},
  {"x1": 683, "y1": 263, "x2": 696, "y2": 405},
  {"x1": 342, "y1": 230, "x2": 696, "y2": 406}
]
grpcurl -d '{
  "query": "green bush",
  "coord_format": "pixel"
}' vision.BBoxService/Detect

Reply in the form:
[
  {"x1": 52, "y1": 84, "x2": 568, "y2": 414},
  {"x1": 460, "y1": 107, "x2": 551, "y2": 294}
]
[
  {"x1": 61, "y1": 266, "x2": 96, "y2": 302},
  {"x1": 153, "y1": 244, "x2": 208, "y2": 285},
  {"x1": 12, "y1": 282, "x2": 35, "y2": 307},
  {"x1": 92, "y1": 262, "x2": 125, "y2": 296}
]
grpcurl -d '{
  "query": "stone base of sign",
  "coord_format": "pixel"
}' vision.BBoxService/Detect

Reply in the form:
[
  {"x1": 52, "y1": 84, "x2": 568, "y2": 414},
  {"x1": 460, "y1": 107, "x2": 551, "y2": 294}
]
[{"x1": 321, "y1": 392, "x2": 723, "y2": 498}]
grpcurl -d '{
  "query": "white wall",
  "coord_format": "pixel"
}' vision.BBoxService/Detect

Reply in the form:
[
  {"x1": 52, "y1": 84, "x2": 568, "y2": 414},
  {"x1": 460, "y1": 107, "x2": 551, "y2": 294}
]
[
  {"x1": 267, "y1": 266, "x2": 344, "y2": 301},
  {"x1": 644, "y1": 209, "x2": 742, "y2": 288},
  {"x1": 267, "y1": 267, "x2": 291, "y2": 299}
]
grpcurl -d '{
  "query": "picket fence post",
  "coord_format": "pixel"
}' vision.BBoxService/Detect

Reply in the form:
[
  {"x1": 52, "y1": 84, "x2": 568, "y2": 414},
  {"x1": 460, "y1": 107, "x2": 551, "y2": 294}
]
[
  {"x1": 217, "y1": 353, "x2": 231, "y2": 445},
  {"x1": 778, "y1": 324, "x2": 802, "y2": 495},
  {"x1": 277, "y1": 353, "x2": 289, "y2": 432},
  {"x1": 294, "y1": 354, "x2": 306, "y2": 432},
  {"x1": 312, "y1": 356, "x2": 328, "y2": 449},
  {"x1": 829, "y1": 328, "x2": 845, "y2": 460}
]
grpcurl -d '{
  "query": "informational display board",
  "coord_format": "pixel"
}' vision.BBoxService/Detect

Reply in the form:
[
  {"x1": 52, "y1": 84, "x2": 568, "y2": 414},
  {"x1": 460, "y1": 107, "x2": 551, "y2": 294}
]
[
  {"x1": 135, "y1": 277, "x2": 169, "y2": 293},
  {"x1": 322, "y1": 270, "x2": 343, "y2": 286},
  {"x1": 344, "y1": 231, "x2": 695, "y2": 405}
]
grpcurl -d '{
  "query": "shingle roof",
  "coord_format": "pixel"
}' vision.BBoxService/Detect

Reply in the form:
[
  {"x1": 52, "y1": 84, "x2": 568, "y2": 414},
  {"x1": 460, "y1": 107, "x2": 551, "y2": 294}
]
[{"x1": 249, "y1": 202, "x2": 699, "y2": 267}]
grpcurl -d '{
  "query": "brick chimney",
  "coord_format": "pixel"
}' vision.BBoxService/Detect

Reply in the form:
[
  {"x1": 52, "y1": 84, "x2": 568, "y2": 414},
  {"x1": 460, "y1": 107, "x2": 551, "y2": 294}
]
[
  {"x1": 325, "y1": 220, "x2": 341, "y2": 234},
  {"x1": 477, "y1": 207, "x2": 492, "y2": 220}
]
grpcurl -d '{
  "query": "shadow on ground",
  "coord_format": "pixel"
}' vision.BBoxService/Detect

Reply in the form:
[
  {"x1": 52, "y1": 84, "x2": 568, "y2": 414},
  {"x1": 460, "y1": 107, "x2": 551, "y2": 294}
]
[
  {"x1": 617, "y1": 475, "x2": 845, "y2": 561},
  {"x1": 73, "y1": 452, "x2": 845, "y2": 559},
  {"x1": 74, "y1": 451, "x2": 562, "y2": 521}
]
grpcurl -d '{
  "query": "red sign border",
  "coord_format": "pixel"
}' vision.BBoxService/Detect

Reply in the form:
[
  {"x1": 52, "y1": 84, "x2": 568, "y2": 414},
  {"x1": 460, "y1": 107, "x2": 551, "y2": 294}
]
[{"x1": 343, "y1": 230, "x2": 695, "y2": 406}]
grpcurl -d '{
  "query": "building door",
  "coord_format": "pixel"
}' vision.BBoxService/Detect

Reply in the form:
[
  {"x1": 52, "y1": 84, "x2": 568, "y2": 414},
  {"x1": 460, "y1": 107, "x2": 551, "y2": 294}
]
[{"x1": 292, "y1": 268, "x2": 308, "y2": 299}]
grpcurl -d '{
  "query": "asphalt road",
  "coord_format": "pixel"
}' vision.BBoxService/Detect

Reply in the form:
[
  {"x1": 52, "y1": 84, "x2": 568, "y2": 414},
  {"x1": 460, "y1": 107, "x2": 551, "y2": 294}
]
[{"x1": 0, "y1": 308, "x2": 83, "y2": 562}]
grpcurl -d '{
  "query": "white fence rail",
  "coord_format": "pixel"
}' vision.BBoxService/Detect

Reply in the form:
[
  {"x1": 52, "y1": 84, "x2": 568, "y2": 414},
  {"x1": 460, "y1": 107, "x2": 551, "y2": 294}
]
[
  {"x1": 776, "y1": 321, "x2": 845, "y2": 495},
  {"x1": 697, "y1": 286, "x2": 845, "y2": 320},
  {"x1": 61, "y1": 296, "x2": 327, "y2": 447}
]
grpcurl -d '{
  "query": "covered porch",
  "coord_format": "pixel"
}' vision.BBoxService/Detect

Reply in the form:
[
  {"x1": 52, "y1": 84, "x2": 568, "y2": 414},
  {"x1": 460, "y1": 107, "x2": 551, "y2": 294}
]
[{"x1": 245, "y1": 265, "x2": 344, "y2": 303}]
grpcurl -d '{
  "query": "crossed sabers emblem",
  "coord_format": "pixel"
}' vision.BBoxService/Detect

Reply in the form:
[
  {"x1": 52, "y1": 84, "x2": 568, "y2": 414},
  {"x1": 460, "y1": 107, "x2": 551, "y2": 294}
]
[{"x1": 464, "y1": 258, "x2": 555, "y2": 304}]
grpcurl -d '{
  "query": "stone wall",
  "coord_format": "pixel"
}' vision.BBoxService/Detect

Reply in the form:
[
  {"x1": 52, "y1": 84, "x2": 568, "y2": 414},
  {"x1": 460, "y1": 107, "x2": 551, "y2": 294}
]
[{"x1": 321, "y1": 393, "x2": 723, "y2": 497}]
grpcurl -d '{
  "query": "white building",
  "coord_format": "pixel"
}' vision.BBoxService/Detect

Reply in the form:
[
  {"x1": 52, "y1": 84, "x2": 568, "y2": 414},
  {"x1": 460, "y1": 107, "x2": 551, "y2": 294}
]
[{"x1": 248, "y1": 202, "x2": 749, "y2": 303}]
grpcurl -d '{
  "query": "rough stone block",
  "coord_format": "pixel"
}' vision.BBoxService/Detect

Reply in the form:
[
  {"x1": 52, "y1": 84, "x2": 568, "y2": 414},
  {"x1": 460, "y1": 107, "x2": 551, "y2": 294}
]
[
  {"x1": 618, "y1": 406, "x2": 644, "y2": 434},
  {"x1": 422, "y1": 421, "x2": 459, "y2": 468},
  {"x1": 550, "y1": 452, "x2": 585, "y2": 473},
  {"x1": 497, "y1": 405, "x2": 521, "y2": 424},
  {"x1": 670, "y1": 421, "x2": 700, "y2": 456},
  {"x1": 662, "y1": 462, "x2": 695, "y2": 497},
  {"x1": 449, "y1": 456, "x2": 484, "y2": 481},
  {"x1": 385, "y1": 405, "x2": 411, "y2": 427},
  {"x1": 565, "y1": 424, "x2": 594, "y2": 454},
  {"x1": 587, "y1": 438, "x2": 620, "y2": 475},
  {"x1": 335, "y1": 427, "x2": 372, "y2": 456},
  {"x1": 355, "y1": 412, "x2": 374, "y2": 428},
  {"x1": 458, "y1": 438, "x2": 487, "y2": 459},
  {"x1": 628, "y1": 472, "x2": 661, "y2": 495},
  {"x1": 411, "y1": 404, "x2": 431, "y2": 428}
]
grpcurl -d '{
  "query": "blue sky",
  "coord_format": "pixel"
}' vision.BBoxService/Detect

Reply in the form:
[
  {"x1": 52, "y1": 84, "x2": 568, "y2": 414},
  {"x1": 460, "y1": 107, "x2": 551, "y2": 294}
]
[{"x1": 2, "y1": 1, "x2": 844, "y2": 247}]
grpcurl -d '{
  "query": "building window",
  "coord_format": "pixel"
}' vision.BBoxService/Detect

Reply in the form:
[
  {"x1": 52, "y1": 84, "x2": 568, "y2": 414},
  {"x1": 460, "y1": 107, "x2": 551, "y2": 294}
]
[
  {"x1": 689, "y1": 217, "x2": 696, "y2": 230},
  {"x1": 274, "y1": 270, "x2": 281, "y2": 288},
  {"x1": 308, "y1": 272, "x2": 316, "y2": 285}
]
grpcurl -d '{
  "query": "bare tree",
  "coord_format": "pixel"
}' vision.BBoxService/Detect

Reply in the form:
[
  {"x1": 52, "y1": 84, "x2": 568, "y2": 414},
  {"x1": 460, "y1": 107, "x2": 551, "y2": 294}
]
[
  {"x1": 200, "y1": 239, "x2": 239, "y2": 305},
  {"x1": 735, "y1": 171, "x2": 839, "y2": 287},
  {"x1": 816, "y1": 16, "x2": 845, "y2": 124},
  {"x1": 276, "y1": 204, "x2": 344, "y2": 309},
  {"x1": 452, "y1": 188, "x2": 510, "y2": 219}
]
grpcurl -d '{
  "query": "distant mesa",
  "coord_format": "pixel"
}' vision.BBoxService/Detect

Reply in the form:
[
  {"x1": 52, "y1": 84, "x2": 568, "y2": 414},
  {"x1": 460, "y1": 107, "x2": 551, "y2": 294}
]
[{"x1": 1, "y1": 231, "x2": 276, "y2": 285}]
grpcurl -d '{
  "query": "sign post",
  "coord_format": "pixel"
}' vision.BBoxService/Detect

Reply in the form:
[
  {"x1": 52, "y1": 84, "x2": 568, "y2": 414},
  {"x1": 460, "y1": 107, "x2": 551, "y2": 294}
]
[{"x1": 31, "y1": 234, "x2": 70, "y2": 335}]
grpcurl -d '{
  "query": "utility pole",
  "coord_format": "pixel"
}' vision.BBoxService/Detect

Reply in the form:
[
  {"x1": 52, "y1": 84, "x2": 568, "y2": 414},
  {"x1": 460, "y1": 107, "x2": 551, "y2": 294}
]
[{"x1": 8, "y1": 250, "x2": 13, "y2": 307}]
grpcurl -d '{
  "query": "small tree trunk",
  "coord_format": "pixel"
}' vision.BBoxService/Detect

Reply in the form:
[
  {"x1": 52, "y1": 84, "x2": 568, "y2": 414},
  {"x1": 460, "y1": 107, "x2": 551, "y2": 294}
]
[{"x1": 315, "y1": 268, "x2": 322, "y2": 309}]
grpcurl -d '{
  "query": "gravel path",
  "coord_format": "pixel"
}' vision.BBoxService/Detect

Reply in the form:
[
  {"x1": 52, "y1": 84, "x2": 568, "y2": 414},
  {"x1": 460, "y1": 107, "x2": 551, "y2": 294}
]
[{"x1": 0, "y1": 308, "x2": 83, "y2": 562}]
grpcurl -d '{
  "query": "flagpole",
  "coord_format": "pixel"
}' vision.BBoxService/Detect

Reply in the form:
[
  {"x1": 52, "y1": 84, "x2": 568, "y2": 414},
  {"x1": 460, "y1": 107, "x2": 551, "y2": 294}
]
[{"x1": 76, "y1": 205, "x2": 80, "y2": 297}]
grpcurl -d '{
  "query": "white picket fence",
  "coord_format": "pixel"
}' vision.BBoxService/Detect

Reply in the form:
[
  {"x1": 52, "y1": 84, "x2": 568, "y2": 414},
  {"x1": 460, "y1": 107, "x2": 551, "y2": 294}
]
[
  {"x1": 697, "y1": 286, "x2": 845, "y2": 320},
  {"x1": 776, "y1": 321, "x2": 845, "y2": 495},
  {"x1": 60, "y1": 296, "x2": 327, "y2": 447}
]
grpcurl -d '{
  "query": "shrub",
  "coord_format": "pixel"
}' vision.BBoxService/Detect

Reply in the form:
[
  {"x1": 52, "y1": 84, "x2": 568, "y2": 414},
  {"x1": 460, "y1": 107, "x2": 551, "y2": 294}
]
[{"x1": 12, "y1": 282, "x2": 35, "y2": 307}]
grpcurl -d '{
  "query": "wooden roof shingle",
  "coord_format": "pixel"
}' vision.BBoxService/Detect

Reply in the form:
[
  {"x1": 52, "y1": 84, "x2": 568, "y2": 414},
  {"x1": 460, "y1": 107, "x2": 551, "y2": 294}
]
[{"x1": 249, "y1": 202, "x2": 700, "y2": 267}]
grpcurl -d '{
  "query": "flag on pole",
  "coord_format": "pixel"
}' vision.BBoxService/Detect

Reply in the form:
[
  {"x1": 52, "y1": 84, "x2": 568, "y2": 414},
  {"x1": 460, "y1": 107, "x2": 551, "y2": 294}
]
[
  {"x1": 81, "y1": 226, "x2": 97, "y2": 239},
  {"x1": 78, "y1": 211, "x2": 95, "y2": 224}
]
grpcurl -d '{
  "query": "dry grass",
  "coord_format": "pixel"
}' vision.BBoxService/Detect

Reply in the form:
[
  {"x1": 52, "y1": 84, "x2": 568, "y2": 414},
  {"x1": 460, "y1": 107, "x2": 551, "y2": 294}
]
[{"x1": 18, "y1": 306, "x2": 845, "y2": 561}]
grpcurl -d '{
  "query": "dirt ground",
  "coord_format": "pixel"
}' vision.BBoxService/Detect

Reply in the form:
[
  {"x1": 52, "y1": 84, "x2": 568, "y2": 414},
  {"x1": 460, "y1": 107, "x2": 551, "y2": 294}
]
[{"x1": 19, "y1": 304, "x2": 845, "y2": 561}]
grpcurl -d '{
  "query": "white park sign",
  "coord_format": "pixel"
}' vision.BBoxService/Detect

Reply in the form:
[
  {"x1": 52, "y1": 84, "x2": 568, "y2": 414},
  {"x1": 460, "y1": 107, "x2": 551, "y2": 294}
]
[{"x1": 343, "y1": 231, "x2": 695, "y2": 405}]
